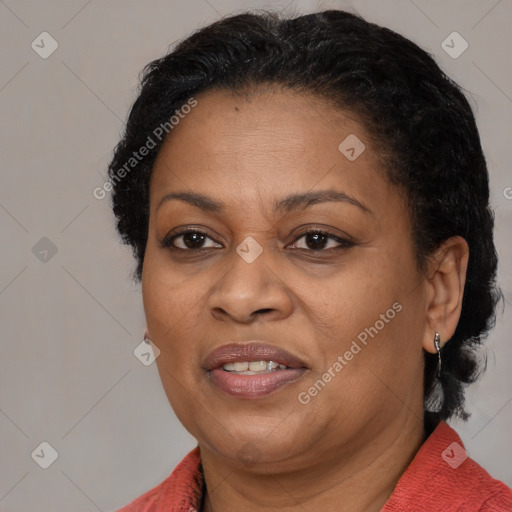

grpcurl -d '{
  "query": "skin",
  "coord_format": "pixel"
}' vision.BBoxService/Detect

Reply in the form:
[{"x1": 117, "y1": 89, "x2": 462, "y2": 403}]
[{"x1": 141, "y1": 87, "x2": 469, "y2": 512}]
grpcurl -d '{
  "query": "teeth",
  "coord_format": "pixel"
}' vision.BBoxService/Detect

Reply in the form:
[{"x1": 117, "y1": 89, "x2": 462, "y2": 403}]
[
  {"x1": 222, "y1": 360, "x2": 288, "y2": 373},
  {"x1": 248, "y1": 361, "x2": 266, "y2": 371}
]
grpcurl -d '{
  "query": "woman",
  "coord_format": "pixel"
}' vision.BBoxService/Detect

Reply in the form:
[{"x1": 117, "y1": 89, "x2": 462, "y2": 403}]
[{"x1": 109, "y1": 9, "x2": 512, "y2": 512}]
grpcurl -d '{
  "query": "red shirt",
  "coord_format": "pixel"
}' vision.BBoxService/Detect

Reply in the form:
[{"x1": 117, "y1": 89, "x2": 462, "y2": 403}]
[{"x1": 116, "y1": 421, "x2": 512, "y2": 511}]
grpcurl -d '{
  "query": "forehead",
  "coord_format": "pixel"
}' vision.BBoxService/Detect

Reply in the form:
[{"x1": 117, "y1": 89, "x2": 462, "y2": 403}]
[
  {"x1": 161, "y1": 86, "x2": 367, "y2": 147},
  {"x1": 149, "y1": 87, "x2": 389, "y2": 208}
]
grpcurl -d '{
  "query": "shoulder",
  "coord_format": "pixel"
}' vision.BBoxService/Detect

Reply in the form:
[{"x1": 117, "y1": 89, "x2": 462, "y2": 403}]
[
  {"x1": 113, "y1": 446, "x2": 203, "y2": 512},
  {"x1": 382, "y1": 421, "x2": 512, "y2": 511}
]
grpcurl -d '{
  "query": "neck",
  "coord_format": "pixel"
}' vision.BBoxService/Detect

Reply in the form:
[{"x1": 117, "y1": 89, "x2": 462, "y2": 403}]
[{"x1": 200, "y1": 414, "x2": 425, "y2": 512}]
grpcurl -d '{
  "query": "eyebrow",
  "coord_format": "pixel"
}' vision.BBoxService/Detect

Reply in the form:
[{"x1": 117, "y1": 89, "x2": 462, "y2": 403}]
[{"x1": 156, "y1": 190, "x2": 373, "y2": 215}]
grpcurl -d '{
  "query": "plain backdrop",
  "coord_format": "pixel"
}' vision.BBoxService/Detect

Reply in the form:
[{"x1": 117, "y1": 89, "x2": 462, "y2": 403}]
[{"x1": 0, "y1": 1, "x2": 511, "y2": 510}]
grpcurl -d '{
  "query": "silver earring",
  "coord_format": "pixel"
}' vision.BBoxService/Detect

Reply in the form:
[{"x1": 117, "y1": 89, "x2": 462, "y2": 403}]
[
  {"x1": 143, "y1": 330, "x2": 151, "y2": 343},
  {"x1": 434, "y1": 332, "x2": 442, "y2": 378}
]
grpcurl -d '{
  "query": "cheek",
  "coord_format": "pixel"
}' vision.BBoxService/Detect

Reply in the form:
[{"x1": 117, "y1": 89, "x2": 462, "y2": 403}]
[
  {"x1": 142, "y1": 260, "x2": 210, "y2": 423},
  {"x1": 142, "y1": 245, "x2": 209, "y2": 332},
  {"x1": 288, "y1": 254, "x2": 399, "y2": 341},
  {"x1": 298, "y1": 247, "x2": 424, "y2": 380}
]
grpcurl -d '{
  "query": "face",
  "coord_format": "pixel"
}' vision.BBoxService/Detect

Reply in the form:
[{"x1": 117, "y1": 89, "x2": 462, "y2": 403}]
[{"x1": 142, "y1": 87, "x2": 429, "y2": 473}]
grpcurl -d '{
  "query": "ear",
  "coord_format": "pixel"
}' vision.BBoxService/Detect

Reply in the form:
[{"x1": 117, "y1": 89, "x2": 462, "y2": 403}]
[{"x1": 422, "y1": 236, "x2": 469, "y2": 354}]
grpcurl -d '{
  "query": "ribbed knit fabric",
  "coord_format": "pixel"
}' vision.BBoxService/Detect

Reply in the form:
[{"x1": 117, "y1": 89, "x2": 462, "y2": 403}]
[
  {"x1": 115, "y1": 421, "x2": 512, "y2": 511},
  {"x1": 380, "y1": 421, "x2": 512, "y2": 511},
  {"x1": 115, "y1": 446, "x2": 203, "y2": 512}
]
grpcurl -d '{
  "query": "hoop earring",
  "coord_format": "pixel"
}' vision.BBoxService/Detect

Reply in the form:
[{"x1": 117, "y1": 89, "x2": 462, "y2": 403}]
[{"x1": 434, "y1": 332, "x2": 442, "y2": 378}]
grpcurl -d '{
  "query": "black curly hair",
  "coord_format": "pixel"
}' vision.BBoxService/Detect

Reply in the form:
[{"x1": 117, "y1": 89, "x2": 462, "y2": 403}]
[{"x1": 107, "y1": 9, "x2": 501, "y2": 433}]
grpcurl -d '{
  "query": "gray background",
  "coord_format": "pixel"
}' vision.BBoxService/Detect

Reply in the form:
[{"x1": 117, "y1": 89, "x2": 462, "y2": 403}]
[{"x1": 0, "y1": 0, "x2": 511, "y2": 510}]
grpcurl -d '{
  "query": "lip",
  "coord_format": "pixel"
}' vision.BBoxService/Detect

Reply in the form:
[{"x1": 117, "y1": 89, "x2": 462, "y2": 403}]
[{"x1": 204, "y1": 342, "x2": 308, "y2": 399}]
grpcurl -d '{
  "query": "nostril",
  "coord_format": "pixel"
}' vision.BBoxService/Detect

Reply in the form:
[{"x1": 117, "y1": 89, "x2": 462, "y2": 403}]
[{"x1": 255, "y1": 308, "x2": 274, "y2": 315}]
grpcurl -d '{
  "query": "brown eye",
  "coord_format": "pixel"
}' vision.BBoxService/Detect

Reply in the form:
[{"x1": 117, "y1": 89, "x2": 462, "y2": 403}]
[
  {"x1": 161, "y1": 230, "x2": 222, "y2": 250},
  {"x1": 180, "y1": 232, "x2": 207, "y2": 249},
  {"x1": 288, "y1": 230, "x2": 354, "y2": 251},
  {"x1": 304, "y1": 232, "x2": 329, "y2": 250}
]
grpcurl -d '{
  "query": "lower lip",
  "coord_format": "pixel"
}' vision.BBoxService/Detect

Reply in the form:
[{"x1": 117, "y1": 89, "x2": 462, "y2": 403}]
[{"x1": 209, "y1": 368, "x2": 307, "y2": 398}]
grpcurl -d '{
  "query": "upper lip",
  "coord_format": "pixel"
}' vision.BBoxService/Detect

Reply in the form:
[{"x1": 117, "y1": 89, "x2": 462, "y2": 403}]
[{"x1": 203, "y1": 342, "x2": 308, "y2": 371}]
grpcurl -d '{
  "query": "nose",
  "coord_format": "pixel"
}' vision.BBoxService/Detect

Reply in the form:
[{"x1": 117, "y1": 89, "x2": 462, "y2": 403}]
[{"x1": 207, "y1": 246, "x2": 294, "y2": 324}]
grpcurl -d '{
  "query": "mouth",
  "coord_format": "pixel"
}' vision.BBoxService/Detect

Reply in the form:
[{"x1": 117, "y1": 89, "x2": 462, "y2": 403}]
[
  {"x1": 221, "y1": 360, "x2": 289, "y2": 374},
  {"x1": 203, "y1": 342, "x2": 308, "y2": 399}
]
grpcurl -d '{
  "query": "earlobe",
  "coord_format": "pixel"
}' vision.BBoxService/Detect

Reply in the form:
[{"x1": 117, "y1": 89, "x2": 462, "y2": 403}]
[{"x1": 422, "y1": 236, "x2": 469, "y2": 354}]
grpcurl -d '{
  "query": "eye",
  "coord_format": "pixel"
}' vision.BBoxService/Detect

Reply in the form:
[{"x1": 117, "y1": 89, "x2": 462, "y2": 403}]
[
  {"x1": 160, "y1": 228, "x2": 354, "y2": 252},
  {"x1": 160, "y1": 229, "x2": 222, "y2": 250},
  {"x1": 287, "y1": 229, "x2": 354, "y2": 251}
]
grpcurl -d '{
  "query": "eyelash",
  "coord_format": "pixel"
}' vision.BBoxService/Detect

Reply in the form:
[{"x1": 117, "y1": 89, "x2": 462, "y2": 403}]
[{"x1": 159, "y1": 228, "x2": 355, "y2": 252}]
